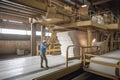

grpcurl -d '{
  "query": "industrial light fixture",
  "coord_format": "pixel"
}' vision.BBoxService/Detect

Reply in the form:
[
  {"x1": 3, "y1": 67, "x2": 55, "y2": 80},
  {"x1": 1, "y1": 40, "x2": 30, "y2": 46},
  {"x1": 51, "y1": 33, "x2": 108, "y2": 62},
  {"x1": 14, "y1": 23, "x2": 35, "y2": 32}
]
[
  {"x1": 81, "y1": 0, "x2": 87, "y2": 7},
  {"x1": 81, "y1": 4, "x2": 87, "y2": 7},
  {"x1": 92, "y1": 38, "x2": 96, "y2": 46}
]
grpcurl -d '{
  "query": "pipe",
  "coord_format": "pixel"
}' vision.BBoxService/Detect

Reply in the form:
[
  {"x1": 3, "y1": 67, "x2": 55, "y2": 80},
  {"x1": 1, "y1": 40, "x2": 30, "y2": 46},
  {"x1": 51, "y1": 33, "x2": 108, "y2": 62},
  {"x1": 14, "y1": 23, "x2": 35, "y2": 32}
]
[
  {"x1": 0, "y1": 4, "x2": 37, "y2": 15},
  {"x1": 0, "y1": 1, "x2": 43, "y2": 14},
  {"x1": 0, "y1": 8, "x2": 33, "y2": 18},
  {"x1": 2, "y1": 0, "x2": 46, "y2": 14}
]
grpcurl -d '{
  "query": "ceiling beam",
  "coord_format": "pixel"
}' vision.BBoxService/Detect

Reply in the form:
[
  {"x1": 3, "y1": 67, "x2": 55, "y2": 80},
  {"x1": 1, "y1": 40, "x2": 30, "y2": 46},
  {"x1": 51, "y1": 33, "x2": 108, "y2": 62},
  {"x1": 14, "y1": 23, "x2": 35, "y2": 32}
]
[
  {"x1": 2, "y1": 0, "x2": 72, "y2": 24},
  {"x1": 0, "y1": 4, "x2": 37, "y2": 16},
  {"x1": 10, "y1": 0, "x2": 48, "y2": 12},
  {"x1": 71, "y1": 0, "x2": 82, "y2": 5},
  {"x1": 0, "y1": 13, "x2": 29, "y2": 23},
  {"x1": 0, "y1": 8, "x2": 33, "y2": 18},
  {"x1": 58, "y1": 0, "x2": 77, "y2": 8},
  {"x1": 59, "y1": 21, "x2": 119, "y2": 30},
  {"x1": 93, "y1": 0, "x2": 111, "y2": 5},
  {"x1": 0, "y1": 1, "x2": 43, "y2": 15}
]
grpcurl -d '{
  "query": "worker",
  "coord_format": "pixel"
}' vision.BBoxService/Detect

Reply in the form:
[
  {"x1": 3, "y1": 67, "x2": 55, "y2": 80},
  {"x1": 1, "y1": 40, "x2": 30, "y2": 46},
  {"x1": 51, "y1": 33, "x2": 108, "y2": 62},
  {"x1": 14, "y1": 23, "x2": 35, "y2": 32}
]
[{"x1": 40, "y1": 40, "x2": 49, "y2": 68}]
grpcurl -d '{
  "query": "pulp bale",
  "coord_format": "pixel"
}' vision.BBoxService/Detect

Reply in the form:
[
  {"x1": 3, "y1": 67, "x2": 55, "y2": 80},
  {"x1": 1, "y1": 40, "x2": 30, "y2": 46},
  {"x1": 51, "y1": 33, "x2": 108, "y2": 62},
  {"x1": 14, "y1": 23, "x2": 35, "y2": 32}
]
[{"x1": 57, "y1": 31, "x2": 80, "y2": 57}]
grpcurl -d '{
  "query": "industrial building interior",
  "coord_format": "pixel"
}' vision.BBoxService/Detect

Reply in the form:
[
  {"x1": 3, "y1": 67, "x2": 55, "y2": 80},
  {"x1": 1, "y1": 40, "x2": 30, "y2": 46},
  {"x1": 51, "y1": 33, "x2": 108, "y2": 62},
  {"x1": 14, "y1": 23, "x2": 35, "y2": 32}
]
[{"x1": 0, "y1": 0, "x2": 120, "y2": 80}]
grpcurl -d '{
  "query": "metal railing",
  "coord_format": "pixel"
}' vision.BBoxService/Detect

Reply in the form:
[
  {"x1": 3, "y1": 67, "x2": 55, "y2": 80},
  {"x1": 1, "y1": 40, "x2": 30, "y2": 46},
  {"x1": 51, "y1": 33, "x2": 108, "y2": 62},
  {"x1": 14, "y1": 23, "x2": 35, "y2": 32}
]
[
  {"x1": 66, "y1": 45, "x2": 82, "y2": 68},
  {"x1": 82, "y1": 46, "x2": 120, "y2": 79},
  {"x1": 66, "y1": 45, "x2": 120, "y2": 79}
]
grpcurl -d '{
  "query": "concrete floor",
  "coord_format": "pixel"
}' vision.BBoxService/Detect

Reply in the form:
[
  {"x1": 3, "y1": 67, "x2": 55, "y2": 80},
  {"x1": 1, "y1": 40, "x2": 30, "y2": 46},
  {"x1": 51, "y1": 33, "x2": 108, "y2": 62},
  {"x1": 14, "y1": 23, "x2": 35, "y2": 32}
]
[
  {"x1": 0, "y1": 55, "x2": 80, "y2": 80},
  {"x1": 0, "y1": 54, "x2": 31, "y2": 61}
]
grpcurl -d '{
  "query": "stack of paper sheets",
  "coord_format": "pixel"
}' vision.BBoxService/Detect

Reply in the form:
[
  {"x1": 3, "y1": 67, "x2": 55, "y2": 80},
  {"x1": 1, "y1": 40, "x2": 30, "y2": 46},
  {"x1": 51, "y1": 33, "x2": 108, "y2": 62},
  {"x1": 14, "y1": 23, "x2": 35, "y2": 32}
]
[
  {"x1": 57, "y1": 31, "x2": 80, "y2": 57},
  {"x1": 89, "y1": 50, "x2": 120, "y2": 76}
]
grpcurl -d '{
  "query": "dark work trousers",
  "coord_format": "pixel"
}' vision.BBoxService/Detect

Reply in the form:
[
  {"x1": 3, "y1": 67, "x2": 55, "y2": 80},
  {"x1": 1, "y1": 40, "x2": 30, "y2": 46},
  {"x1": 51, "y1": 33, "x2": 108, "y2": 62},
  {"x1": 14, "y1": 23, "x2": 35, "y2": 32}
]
[{"x1": 40, "y1": 52, "x2": 48, "y2": 67}]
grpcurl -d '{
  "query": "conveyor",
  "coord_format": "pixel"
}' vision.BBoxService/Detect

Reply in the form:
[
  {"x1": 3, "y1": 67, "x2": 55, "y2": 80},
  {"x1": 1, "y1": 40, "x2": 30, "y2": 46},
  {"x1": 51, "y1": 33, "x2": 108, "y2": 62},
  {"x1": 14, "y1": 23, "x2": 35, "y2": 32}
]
[{"x1": 83, "y1": 50, "x2": 120, "y2": 80}]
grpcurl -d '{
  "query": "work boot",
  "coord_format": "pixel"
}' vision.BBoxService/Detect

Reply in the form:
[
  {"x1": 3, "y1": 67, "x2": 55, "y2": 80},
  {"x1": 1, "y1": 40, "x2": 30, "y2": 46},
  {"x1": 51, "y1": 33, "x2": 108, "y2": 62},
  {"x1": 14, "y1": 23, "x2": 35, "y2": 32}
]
[
  {"x1": 46, "y1": 66, "x2": 49, "y2": 69},
  {"x1": 41, "y1": 65, "x2": 44, "y2": 68}
]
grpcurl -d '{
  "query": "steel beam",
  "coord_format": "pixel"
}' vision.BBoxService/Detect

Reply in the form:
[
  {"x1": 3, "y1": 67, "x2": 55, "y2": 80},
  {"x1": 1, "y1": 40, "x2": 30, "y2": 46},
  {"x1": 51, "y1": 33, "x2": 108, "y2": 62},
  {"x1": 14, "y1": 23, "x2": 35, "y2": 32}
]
[
  {"x1": 93, "y1": 0, "x2": 111, "y2": 5},
  {"x1": 10, "y1": 0, "x2": 48, "y2": 12}
]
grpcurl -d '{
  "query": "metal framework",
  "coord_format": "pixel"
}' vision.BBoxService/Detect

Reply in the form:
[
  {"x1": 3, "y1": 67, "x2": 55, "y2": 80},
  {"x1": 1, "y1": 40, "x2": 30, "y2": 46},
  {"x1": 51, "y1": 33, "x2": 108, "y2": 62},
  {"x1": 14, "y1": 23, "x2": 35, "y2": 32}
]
[
  {"x1": 66, "y1": 45, "x2": 82, "y2": 68},
  {"x1": 83, "y1": 52, "x2": 120, "y2": 79},
  {"x1": 66, "y1": 45, "x2": 120, "y2": 80},
  {"x1": 46, "y1": 31, "x2": 61, "y2": 54},
  {"x1": 37, "y1": 31, "x2": 61, "y2": 55}
]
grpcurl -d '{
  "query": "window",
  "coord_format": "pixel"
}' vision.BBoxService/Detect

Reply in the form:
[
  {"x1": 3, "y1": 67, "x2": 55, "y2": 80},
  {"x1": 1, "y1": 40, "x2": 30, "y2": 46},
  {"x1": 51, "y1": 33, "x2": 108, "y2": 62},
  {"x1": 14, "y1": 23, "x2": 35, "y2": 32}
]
[{"x1": 0, "y1": 28, "x2": 51, "y2": 36}]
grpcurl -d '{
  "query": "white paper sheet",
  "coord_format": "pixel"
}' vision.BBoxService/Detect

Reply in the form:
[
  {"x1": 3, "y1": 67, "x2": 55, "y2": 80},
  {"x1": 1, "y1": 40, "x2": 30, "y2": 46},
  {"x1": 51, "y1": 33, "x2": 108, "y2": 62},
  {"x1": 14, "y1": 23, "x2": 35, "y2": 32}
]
[{"x1": 88, "y1": 50, "x2": 120, "y2": 76}]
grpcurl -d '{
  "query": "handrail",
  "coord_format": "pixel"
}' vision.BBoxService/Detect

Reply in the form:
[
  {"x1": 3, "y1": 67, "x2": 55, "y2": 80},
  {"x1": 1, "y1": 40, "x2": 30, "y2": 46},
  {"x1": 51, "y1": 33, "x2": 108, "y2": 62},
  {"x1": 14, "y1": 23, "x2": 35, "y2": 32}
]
[
  {"x1": 66, "y1": 45, "x2": 82, "y2": 68},
  {"x1": 82, "y1": 46, "x2": 102, "y2": 54},
  {"x1": 85, "y1": 53, "x2": 120, "y2": 60},
  {"x1": 82, "y1": 46, "x2": 100, "y2": 48},
  {"x1": 82, "y1": 48, "x2": 120, "y2": 78}
]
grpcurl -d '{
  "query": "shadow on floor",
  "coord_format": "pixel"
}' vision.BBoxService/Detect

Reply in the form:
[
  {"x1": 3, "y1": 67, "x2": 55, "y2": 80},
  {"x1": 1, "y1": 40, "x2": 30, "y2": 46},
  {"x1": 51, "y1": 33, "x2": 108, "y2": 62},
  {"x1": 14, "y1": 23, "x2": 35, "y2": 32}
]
[{"x1": 0, "y1": 54, "x2": 31, "y2": 61}]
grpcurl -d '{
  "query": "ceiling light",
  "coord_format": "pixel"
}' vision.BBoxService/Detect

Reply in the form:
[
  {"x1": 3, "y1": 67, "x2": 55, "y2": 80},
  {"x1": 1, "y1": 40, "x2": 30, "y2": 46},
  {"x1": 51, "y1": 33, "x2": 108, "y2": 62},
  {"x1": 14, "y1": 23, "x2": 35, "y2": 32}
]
[
  {"x1": 81, "y1": 0, "x2": 87, "y2": 7},
  {"x1": 81, "y1": 4, "x2": 87, "y2": 7}
]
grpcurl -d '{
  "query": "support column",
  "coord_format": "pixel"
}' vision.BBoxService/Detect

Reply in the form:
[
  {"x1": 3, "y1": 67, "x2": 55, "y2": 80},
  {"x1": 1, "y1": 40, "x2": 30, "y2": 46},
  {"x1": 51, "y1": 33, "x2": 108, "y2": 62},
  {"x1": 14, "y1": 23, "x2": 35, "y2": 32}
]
[
  {"x1": 96, "y1": 32, "x2": 99, "y2": 42},
  {"x1": 118, "y1": 16, "x2": 120, "y2": 49},
  {"x1": 41, "y1": 25, "x2": 46, "y2": 41},
  {"x1": 87, "y1": 28, "x2": 92, "y2": 52},
  {"x1": 110, "y1": 32, "x2": 114, "y2": 51},
  {"x1": 104, "y1": 34, "x2": 110, "y2": 53},
  {"x1": 118, "y1": 15, "x2": 120, "y2": 30},
  {"x1": 31, "y1": 23, "x2": 36, "y2": 56}
]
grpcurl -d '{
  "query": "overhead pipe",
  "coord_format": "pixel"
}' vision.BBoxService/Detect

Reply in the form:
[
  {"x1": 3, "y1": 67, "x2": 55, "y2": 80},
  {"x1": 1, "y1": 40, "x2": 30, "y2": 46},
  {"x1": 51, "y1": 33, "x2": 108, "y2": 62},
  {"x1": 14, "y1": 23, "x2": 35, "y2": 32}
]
[
  {"x1": 3, "y1": 0, "x2": 46, "y2": 14},
  {"x1": 0, "y1": 8, "x2": 33, "y2": 18},
  {"x1": 0, "y1": 1, "x2": 43, "y2": 15},
  {"x1": 9, "y1": 0, "x2": 48, "y2": 12},
  {"x1": 0, "y1": 4, "x2": 37, "y2": 15}
]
